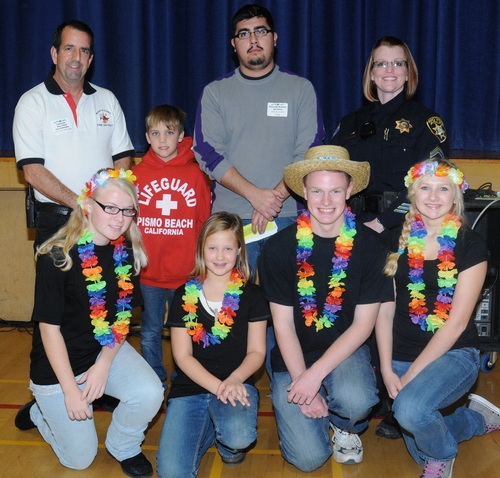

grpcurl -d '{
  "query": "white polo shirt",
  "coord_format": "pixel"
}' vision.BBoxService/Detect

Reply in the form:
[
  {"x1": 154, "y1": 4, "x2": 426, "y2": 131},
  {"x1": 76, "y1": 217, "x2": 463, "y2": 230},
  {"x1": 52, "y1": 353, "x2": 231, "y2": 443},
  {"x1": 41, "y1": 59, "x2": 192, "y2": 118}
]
[{"x1": 13, "y1": 75, "x2": 134, "y2": 203}]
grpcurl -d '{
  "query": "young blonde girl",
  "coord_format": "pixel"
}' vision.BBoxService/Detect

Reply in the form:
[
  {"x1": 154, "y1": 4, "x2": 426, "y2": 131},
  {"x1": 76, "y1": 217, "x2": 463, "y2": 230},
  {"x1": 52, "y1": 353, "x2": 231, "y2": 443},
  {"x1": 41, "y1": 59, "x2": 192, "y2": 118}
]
[
  {"x1": 15, "y1": 168, "x2": 163, "y2": 477},
  {"x1": 157, "y1": 212, "x2": 269, "y2": 477},
  {"x1": 376, "y1": 159, "x2": 500, "y2": 478}
]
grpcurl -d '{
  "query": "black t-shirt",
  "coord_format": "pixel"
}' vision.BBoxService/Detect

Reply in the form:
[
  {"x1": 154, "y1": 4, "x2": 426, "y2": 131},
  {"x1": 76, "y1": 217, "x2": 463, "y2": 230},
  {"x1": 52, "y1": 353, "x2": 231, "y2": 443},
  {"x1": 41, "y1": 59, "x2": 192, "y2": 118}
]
[
  {"x1": 259, "y1": 221, "x2": 394, "y2": 372},
  {"x1": 166, "y1": 281, "x2": 270, "y2": 399},
  {"x1": 393, "y1": 227, "x2": 489, "y2": 361},
  {"x1": 30, "y1": 242, "x2": 143, "y2": 385}
]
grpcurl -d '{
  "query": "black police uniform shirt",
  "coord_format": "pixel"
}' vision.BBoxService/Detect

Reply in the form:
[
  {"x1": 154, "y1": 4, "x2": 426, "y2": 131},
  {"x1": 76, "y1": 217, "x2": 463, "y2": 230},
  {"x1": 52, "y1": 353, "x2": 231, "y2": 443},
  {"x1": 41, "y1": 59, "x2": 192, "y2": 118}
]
[{"x1": 331, "y1": 90, "x2": 448, "y2": 228}]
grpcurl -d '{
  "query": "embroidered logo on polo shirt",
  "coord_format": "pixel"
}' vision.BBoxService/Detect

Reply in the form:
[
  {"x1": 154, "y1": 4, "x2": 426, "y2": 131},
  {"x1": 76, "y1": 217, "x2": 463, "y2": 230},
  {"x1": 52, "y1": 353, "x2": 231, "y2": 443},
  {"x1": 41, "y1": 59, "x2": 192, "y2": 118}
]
[{"x1": 96, "y1": 109, "x2": 113, "y2": 127}]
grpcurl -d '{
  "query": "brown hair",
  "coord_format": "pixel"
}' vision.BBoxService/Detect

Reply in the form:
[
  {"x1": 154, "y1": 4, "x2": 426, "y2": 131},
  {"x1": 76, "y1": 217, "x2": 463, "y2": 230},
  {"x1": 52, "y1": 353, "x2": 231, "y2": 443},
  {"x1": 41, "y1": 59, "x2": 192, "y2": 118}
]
[
  {"x1": 145, "y1": 104, "x2": 186, "y2": 134},
  {"x1": 53, "y1": 20, "x2": 94, "y2": 55},
  {"x1": 363, "y1": 36, "x2": 418, "y2": 102}
]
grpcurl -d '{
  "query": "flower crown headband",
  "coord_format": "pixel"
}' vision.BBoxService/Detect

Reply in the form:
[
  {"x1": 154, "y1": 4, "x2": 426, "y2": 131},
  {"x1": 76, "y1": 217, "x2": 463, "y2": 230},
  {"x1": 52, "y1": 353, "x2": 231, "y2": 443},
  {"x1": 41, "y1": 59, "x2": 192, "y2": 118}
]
[
  {"x1": 77, "y1": 168, "x2": 137, "y2": 208},
  {"x1": 404, "y1": 161, "x2": 468, "y2": 191}
]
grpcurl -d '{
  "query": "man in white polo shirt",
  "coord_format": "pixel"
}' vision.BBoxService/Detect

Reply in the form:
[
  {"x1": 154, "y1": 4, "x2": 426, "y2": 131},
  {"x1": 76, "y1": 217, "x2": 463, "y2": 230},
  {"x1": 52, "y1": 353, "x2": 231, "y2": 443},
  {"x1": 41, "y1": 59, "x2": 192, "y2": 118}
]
[{"x1": 13, "y1": 20, "x2": 134, "y2": 247}]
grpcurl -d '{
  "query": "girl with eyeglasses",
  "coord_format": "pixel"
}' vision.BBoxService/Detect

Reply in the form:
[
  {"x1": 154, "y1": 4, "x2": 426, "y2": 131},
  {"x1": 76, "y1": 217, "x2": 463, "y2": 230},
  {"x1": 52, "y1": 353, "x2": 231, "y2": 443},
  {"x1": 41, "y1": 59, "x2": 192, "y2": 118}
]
[{"x1": 14, "y1": 168, "x2": 163, "y2": 477}]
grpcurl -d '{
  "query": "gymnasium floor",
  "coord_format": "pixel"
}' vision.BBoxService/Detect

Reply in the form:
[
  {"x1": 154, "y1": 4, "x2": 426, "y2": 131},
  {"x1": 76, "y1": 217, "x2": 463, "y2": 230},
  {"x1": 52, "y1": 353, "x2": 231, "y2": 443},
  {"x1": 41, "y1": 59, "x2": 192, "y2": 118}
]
[{"x1": 2, "y1": 324, "x2": 500, "y2": 477}]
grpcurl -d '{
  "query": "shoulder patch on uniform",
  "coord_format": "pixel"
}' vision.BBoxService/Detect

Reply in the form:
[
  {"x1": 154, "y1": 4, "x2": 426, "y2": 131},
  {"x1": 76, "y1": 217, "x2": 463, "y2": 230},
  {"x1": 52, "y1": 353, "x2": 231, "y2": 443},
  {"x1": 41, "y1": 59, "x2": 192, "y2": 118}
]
[{"x1": 426, "y1": 116, "x2": 446, "y2": 143}]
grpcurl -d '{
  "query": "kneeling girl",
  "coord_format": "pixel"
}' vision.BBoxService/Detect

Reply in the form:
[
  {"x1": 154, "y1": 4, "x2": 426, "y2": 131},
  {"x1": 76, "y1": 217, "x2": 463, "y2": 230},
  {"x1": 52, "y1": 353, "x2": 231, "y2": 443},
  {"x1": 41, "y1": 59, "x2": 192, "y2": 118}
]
[{"x1": 157, "y1": 212, "x2": 269, "y2": 477}]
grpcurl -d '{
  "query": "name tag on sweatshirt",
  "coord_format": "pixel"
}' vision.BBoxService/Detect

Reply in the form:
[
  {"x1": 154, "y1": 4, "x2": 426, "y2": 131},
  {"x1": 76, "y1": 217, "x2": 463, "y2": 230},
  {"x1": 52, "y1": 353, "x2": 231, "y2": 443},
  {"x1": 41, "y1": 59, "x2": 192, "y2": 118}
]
[{"x1": 267, "y1": 102, "x2": 288, "y2": 117}]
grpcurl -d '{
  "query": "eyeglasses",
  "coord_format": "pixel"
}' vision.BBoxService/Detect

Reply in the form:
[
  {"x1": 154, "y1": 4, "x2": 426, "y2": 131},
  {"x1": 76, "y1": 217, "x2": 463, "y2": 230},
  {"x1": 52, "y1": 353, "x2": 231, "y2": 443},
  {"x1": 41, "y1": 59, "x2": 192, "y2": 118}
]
[
  {"x1": 233, "y1": 28, "x2": 273, "y2": 40},
  {"x1": 372, "y1": 60, "x2": 407, "y2": 69},
  {"x1": 93, "y1": 199, "x2": 137, "y2": 217}
]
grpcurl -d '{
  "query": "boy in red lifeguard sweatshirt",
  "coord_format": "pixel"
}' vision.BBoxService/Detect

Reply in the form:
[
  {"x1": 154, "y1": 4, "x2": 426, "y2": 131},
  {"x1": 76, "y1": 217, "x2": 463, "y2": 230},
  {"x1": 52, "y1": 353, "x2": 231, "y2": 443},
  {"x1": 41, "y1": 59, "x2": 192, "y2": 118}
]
[{"x1": 134, "y1": 104, "x2": 211, "y2": 388}]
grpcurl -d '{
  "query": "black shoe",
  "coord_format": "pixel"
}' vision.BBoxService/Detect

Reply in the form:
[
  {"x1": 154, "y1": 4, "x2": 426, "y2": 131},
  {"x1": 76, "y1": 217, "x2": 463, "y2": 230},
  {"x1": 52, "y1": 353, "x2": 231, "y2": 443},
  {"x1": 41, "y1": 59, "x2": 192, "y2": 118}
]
[
  {"x1": 93, "y1": 394, "x2": 120, "y2": 412},
  {"x1": 108, "y1": 450, "x2": 153, "y2": 478},
  {"x1": 15, "y1": 399, "x2": 36, "y2": 430},
  {"x1": 221, "y1": 452, "x2": 246, "y2": 466},
  {"x1": 371, "y1": 399, "x2": 391, "y2": 419},
  {"x1": 375, "y1": 410, "x2": 402, "y2": 439}
]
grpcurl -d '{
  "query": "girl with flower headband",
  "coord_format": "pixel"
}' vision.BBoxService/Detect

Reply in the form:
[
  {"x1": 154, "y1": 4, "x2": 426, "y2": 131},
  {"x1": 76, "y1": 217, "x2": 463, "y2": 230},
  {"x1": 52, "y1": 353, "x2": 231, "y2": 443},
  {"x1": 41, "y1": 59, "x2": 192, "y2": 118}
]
[
  {"x1": 15, "y1": 168, "x2": 163, "y2": 477},
  {"x1": 157, "y1": 212, "x2": 269, "y2": 477},
  {"x1": 376, "y1": 158, "x2": 500, "y2": 477}
]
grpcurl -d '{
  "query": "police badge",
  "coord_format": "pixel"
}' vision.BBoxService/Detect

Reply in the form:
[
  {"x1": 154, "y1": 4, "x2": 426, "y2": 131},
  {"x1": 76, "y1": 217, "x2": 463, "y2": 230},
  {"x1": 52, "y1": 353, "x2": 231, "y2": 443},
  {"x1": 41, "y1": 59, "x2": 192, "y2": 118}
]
[{"x1": 395, "y1": 118, "x2": 412, "y2": 133}]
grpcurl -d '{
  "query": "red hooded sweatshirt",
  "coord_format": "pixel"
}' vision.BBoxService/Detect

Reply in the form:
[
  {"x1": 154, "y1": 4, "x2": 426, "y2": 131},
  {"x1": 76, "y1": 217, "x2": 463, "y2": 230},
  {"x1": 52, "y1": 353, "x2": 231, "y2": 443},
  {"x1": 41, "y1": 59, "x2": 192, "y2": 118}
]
[{"x1": 133, "y1": 136, "x2": 211, "y2": 288}]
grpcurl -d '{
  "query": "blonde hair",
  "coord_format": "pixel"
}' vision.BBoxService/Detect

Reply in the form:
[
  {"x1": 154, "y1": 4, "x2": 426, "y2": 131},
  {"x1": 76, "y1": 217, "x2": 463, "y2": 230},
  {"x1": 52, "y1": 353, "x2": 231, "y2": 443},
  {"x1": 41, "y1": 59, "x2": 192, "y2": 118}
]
[
  {"x1": 191, "y1": 212, "x2": 251, "y2": 282},
  {"x1": 363, "y1": 36, "x2": 418, "y2": 102},
  {"x1": 36, "y1": 177, "x2": 147, "y2": 273},
  {"x1": 384, "y1": 158, "x2": 465, "y2": 277}
]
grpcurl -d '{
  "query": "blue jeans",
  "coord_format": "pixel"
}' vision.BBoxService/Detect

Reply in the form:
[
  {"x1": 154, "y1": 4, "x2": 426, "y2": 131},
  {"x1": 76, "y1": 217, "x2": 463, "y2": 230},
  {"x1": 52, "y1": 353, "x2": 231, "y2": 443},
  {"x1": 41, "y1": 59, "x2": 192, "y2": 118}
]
[
  {"x1": 29, "y1": 341, "x2": 164, "y2": 470},
  {"x1": 392, "y1": 347, "x2": 485, "y2": 465},
  {"x1": 243, "y1": 215, "x2": 297, "y2": 377},
  {"x1": 140, "y1": 283, "x2": 175, "y2": 386},
  {"x1": 271, "y1": 345, "x2": 378, "y2": 472},
  {"x1": 157, "y1": 385, "x2": 259, "y2": 478}
]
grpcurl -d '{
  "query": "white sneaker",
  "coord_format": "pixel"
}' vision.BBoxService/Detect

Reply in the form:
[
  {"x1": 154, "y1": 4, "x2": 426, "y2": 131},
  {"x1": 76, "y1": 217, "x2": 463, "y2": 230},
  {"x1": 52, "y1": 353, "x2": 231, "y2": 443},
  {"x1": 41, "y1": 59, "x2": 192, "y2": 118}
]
[
  {"x1": 331, "y1": 424, "x2": 363, "y2": 464},
  {"x1": 467, "y1": 394, "x2": 500, "y2": 433}
]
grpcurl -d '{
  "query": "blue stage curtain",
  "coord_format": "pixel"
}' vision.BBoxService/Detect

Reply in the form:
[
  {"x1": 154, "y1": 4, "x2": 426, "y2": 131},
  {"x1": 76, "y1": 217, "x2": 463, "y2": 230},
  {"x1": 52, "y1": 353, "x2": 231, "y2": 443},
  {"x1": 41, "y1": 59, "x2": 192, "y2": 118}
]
[{"x1": 1, "y1": 0, "x2": 499, "y2": 155}]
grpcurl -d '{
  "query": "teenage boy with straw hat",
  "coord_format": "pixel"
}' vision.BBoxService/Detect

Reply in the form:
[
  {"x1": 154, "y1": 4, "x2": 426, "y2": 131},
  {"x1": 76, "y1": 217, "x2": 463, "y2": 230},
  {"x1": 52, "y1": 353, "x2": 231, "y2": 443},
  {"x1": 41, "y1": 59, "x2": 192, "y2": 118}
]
[{"x1": 259, "y1": 145, "x2": 393, "y2": 471}]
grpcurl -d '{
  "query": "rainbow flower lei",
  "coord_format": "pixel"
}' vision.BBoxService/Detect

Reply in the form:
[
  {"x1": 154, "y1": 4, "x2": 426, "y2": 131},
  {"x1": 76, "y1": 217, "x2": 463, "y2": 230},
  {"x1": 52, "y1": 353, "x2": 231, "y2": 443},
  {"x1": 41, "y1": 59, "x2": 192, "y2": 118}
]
[
  {"x1": 296, "y1": 208, "x2": 356, "y2": 332},
  {"x1": 407, "y1": 213, "x2": 460, "y2": 332},
  {"x1": 77, "y1": 230, "x2": 134, "y2": 347},
  {"x1": 181, "y1": 269, "x2": 245, "y2": 348}
]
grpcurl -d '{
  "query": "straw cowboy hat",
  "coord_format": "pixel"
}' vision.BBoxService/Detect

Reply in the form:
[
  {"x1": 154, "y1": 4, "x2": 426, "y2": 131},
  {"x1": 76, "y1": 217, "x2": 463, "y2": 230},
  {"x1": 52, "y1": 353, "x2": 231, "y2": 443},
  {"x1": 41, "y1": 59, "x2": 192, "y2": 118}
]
[{"x1": 284, "y1": 145, "x2": 370, "y2": 197}]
